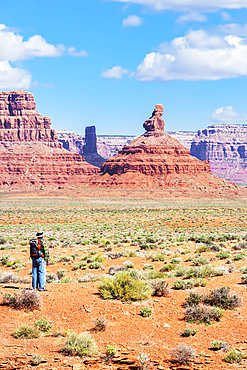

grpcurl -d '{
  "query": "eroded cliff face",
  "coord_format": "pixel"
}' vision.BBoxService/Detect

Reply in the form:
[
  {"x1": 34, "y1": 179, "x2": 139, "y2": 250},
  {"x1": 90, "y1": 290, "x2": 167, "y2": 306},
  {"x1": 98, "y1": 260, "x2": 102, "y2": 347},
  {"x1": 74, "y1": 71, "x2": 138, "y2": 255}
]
[
  {"x1": 90, "y1": 105, "x2": 240, "y2": 194},
  {"x1": 191, "y1": 124, "x2": 247, "y2": 185},
  {"x1": 0, "y1": 90, "x2": 99, "y2": 189}
]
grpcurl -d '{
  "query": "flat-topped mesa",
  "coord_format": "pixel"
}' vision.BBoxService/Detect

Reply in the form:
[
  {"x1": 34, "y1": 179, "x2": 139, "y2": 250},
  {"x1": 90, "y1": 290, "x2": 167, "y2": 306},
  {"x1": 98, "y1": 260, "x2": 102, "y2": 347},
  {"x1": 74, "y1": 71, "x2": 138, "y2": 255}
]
[
  {"x1": 0, "y1": 90, "x2": 99, "y2": 189},
  {"x1": 0, "y1": 90, "x2": 60, "y2": 147},
  {"x1": 143, "y1": 104, "x2": 165, "y2": 134}
]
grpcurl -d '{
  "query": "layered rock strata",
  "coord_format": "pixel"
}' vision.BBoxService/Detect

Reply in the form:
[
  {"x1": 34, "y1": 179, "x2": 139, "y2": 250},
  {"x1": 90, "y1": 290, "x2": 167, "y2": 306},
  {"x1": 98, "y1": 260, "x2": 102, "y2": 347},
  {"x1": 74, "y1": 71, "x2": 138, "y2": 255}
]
[
  {"x1": 191, "y1": 125, "x2": 247, "y2": 185},
  {"x1": 0, "y1": 90, "x2": 99, "y2": 189},
  {"x1": 57, "y1": 126, "x2": 105, "y2": 168},
  {"x1": 91, "y1": 105, "x2": 240, "y2": 193}
]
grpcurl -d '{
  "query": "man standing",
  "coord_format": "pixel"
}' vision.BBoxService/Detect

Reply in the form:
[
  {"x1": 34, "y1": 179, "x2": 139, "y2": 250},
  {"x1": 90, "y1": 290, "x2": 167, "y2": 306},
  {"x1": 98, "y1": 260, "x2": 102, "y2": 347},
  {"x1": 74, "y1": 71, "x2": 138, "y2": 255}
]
[{"x1": 30, "y1": 231, "x2": 49, "y2": 291}]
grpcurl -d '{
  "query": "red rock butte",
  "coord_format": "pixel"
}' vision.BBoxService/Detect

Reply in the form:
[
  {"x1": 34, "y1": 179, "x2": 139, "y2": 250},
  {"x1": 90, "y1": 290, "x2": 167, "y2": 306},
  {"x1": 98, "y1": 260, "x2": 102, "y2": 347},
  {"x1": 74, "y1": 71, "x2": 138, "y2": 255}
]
[
  {"x1": 0, "y1": 90, "x2": 99, "y2": 189},
  {"x1": 91, "y1": 104, "x2": 242, "y2": 193}
]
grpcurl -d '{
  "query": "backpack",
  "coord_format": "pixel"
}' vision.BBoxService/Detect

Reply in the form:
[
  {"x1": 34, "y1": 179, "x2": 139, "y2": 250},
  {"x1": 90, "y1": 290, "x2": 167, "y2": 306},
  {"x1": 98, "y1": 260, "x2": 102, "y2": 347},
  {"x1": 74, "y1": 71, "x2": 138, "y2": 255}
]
[{"x1": 29, "y1": 238, "x2": 44, "y2": 258}]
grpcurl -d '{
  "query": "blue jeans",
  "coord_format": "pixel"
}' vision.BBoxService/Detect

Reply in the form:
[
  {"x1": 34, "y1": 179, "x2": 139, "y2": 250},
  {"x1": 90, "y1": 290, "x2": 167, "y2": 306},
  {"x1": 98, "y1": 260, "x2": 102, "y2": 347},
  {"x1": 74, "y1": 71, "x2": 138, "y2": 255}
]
[{"x1": 32, "y1": 257, "x2": 46, "y2": 290}]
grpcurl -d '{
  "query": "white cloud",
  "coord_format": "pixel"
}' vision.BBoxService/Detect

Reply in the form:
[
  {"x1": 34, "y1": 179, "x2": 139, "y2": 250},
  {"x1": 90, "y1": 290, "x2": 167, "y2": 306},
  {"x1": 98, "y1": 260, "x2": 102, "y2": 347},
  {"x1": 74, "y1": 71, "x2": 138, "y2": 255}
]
[
  {"x1": 123, "y1": 15, "x2": 143, "y2": 27},
  {"x1": 210, "y1": 106, "x2": 247, "y2": 122},
  {"x1": 107, "y1": 0, "x2": 247, "y2": 12},
  {"x1": 220, "y1": 11, "x2": 232, "y2": 21},
  {"x1": 68, "y1": 47, "x2": 88, "y2": 57},
  {"x1": 101, "y1": 66, "x2": 128, "y2": 79},
  {"x1": 0, "y1": 60, "x2": 31, "y2": 89},
  {"x1": 177, "y1": 12, "x2": 207, "y2": 23},
  {"x1": 0, "y1": 25, "x2": 64, "y2": 61},
  {"x1": 219, "y1": 23, "x2": 247, "y2": 36},
  {"x1": 130, "y1": 30, "x2": 247, "y2": 81}
]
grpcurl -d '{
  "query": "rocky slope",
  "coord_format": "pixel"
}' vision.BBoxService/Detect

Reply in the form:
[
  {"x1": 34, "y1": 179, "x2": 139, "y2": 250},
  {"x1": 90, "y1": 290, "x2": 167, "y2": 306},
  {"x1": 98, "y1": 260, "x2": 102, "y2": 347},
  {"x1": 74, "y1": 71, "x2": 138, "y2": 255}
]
[
  {"x1": 191, "y1": 124, "x2": 247, "y2": 185},
  {"x1": 90, "y1": 105, "x2": 240, "y2": 194},
  {"x1": 0, "y1": 90, "x2": 99, "y2": 189}
]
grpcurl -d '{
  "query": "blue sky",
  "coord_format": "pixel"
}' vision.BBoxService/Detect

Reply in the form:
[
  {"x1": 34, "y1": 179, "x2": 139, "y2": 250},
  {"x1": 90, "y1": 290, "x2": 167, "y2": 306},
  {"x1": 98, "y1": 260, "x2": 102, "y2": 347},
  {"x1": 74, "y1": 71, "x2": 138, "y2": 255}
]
[{"x1": 1, "y1": 0, "x2": 247, "y2": 135}]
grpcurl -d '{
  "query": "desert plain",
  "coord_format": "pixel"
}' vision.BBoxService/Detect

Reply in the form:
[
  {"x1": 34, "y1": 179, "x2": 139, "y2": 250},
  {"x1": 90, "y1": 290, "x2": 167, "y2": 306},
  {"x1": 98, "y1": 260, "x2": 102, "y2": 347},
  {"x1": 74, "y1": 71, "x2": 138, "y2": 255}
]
[{"x1": 0, "y1": 188, "x2": 247, "y2": 369}]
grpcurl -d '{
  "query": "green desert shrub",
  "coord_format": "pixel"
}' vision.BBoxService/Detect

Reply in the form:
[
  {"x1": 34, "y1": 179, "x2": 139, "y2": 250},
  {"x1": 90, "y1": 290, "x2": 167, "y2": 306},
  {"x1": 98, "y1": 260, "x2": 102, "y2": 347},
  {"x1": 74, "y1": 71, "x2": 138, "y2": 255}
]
[
  {"x1": 31, "y1": 354, "x2": 44, "y2": 365},
  {"x1": 98, "y1": 270, "x2": 152, "y2": 302},
  {"x1": 211, "y1": 340, "x2": 225, "y2": 350},
  {"x1": 88, "y1": 262, "x2": 102, "y2": 269},
  {"x1": 159, "y1": 264, "x2": 176, "y2": 272},
  {"x1": 0, "y1": 254, "x2": 10, "y2": 266},
  {"x1": 224, "y1": 349, "x2": 245, "y2": 364},
  {"x1": 72, "y1": 261, "x2": 87, "y2": 270},
  {"x1": 241, "y1": 274, "x2": 247, "y2": 284},
  {"x1": 13, "y1": 324, "x2": 40, "y2": 339},
  {"x1": 174, "y1": 265, "x2": 187, "y2": 277},
  {"x1": 46, "y1": 272, "x2": 58, "y2": 283},
  {"x1": 184, "y1": 305, "x2": 223, "y2": 324},
  {"x1": 143, "y1": 270, "x2": 165, "y2": 280},
  {"x1": 57, "y1": 269, "x2": 67, "y2": 279},
  {"x1": 106, "y1": 345, "x2": 118, "y2": 357},
  {"x1": 35, "y1": 318, "x2": 52, "y2": 332},
  {"x1": 233, "y1": 253, "x2": 245, "y2": 261},
  {"x1": 216, "y1": 251, "x2": 230, "y2": 259},
  {"x1": 140, "y1": 307, "x2": 152, "y2": 317},
  {"x1": 185, "y1": 292, "x2": 203, "y2": 307},
  {"x1": 193, "y1": 256, "x2": 209, "y2": 266},
  {"x1": 181, "y1": 328, "x2": 197, "y2": 337},
  {"x1": 203, "y1": 286, "x2": 242, "y2": 309},
  {"x1": 196, "y1": 245, "x2": 210, "y2": 253},
  {"x1": 61, "y1": 332, "x2": 98, "y2": 357}
]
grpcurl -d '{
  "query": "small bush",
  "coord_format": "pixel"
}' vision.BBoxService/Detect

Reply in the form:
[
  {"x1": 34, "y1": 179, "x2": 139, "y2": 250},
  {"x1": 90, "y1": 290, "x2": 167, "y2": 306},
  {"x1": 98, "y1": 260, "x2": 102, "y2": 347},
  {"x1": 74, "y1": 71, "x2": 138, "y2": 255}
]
[
  {"x1": 61, "y1": 332, "x2": 98, "y2": 357},
  {"x1": 171, "y1": 343, "x2": 196, "y2": 365},
  {"x1": 174, "y1": 279, "x2": 194, "y2": 290},
  {"x1": 99, "y1": 270, "x2": 152, "y2": 302},
  {"x1": 152, "y1": 280, "x2": 170, "y2": 296},
  {"x1": 13, "y1": 324, "x2": 40, "y2": 339},
  {"x1": 241, "y1": 274, "x2": 247, "y2": 284},
  {"x1": 143, "y1": 264, "x2": 154, "y2": 270},
  {"x1": 185, "y1": 292, "x2": 203, "y2": 306},
  {"x1": 57, "y1": 269, "x2": 66, "y2": 279},
  {"x1": 143, "y1": 270, "x2": 165, "y2": 279},
  {"x1": 174, "y1": 265, "x2": 187, "y2": 277},
  {"x1": 196, "y1": 245, "x2": 210, "y2": 253},
  {"x1": 106, "y1": 345, "x2": 118, "y2": 357},
  {"x1": 140, "y1": 307, "x2": 152, "y2": 317},
  {"x1": 89, "y1": 262, "x2": 102, "y2": 269},
  {"x1": 93, "y1": 317, "x2": 108, "y2": 332},
  {"x1": 184, "y1": 305, "x2": 223, "y2": 324},
  {"x1": 203, "y1": 286, "x2": 242, "y2": 309},
  {"x1": 0, "y1": 254, "x2": 10, "y2": 266},
  {"x1": 35, "y1": 318, "x2": 52, "y2": 332},
  {"x1": 78, "y1": 273, "x2": 95, "y2": 283},
  {"x1": 2, "y1": 289, "x2": 41, "y2": 311},
  {"x1": 193, "y1": 256, "x2": 209, "y2": 266},
  {"x1": 160, "y1": 264, "x2": 176, "y2": 272},
  {"x1": 216, "y1": 251, "x2": 230, "y2": 259},
  {"x1": 0, "y1": 237, "x2": 7, "y2": 245},
  {"x1": 137, "y1": 352, "x2": 150, "y2": 369},
  {"x1": 0, "y1": 271, "x2": 20, "y2": 283},
  {"x1": 72, "y1": 261, "x2": 87, "y2": 270},
  {"x1": 211, "y1": 340, "x2": 224, "y2": 350},
  {"x1": 171, "y1": 258, "x2": 182, "y2": 264},
  {"x1": 151, "y1": 253, "x2": 165, "y2": 262},
  {"x1": 233, "y1": 253, "x2": 245, "y2": 261},
  {"x1": 46, "y1": 272, "x2": 58, "y2": 283},
  {"x1": 181, "y1": 328, "x2": 197, "y2": 337},
  {"x1": 31, "y1": 354, "x2": 44, "y2": 365},
  {"x1": 224, "y1": 349, "x2": 245, "y2": 363}
]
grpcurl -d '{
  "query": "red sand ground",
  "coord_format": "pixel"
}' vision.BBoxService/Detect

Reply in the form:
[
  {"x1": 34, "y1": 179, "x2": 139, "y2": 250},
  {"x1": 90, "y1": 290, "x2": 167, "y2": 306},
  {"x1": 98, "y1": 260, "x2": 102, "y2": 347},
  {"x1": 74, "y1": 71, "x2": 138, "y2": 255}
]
[{"x1": 0, "y1": 188, "x2": 247, "y2": 370}]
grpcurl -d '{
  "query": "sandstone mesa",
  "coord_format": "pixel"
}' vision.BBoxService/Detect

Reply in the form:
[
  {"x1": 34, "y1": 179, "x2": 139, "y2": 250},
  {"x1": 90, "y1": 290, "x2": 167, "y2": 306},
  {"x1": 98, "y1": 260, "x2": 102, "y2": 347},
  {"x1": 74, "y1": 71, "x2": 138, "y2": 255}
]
[{"x1": 0, "y1": 90, "x2": 99, "y2": 190}]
